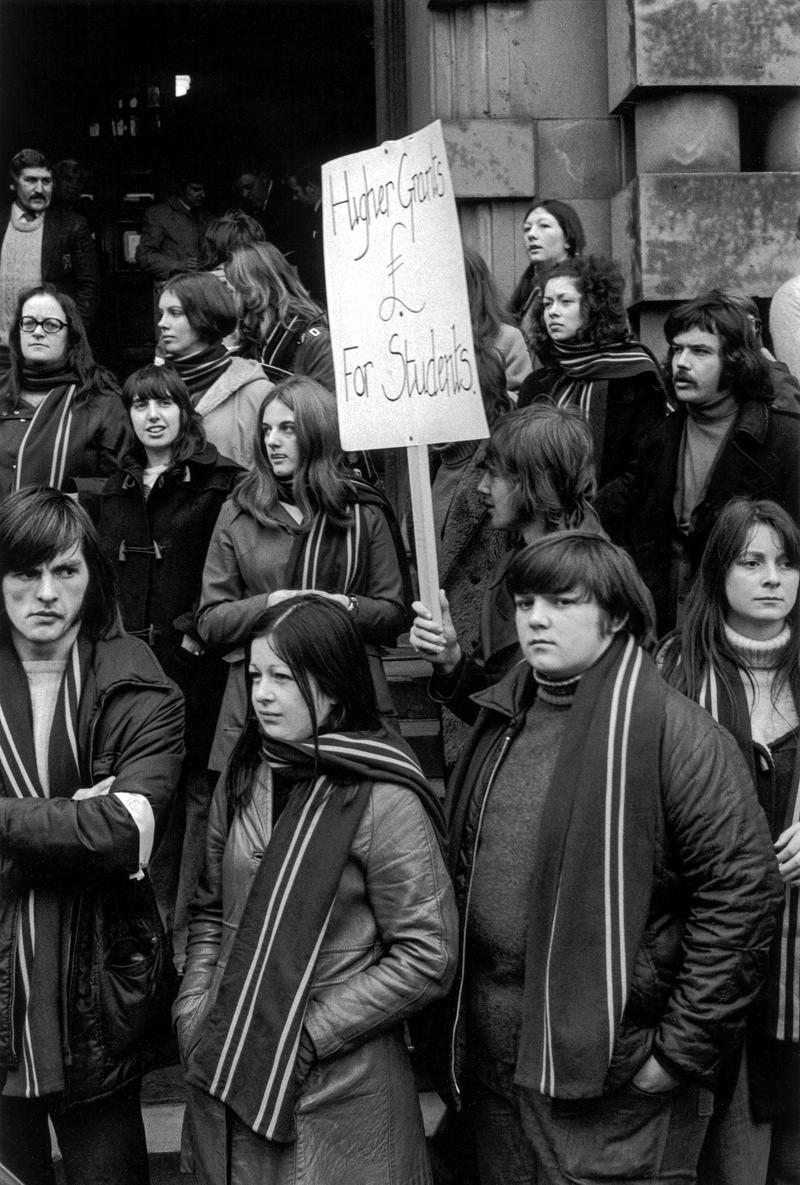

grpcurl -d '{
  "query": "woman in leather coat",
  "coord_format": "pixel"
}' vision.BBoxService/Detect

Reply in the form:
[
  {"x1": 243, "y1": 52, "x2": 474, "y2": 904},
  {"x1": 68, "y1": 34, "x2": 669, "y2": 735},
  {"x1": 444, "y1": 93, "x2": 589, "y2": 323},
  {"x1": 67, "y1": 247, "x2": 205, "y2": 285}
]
[{"x1": 174, "y1": 595, "x2": 458, "y2": 1185}]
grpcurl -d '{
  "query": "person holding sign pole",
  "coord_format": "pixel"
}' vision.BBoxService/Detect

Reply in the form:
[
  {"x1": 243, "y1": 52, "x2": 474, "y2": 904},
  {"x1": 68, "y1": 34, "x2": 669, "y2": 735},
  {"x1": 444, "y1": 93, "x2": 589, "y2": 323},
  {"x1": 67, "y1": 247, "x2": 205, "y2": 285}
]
[
  {"x1": 410, "y1": 404, "x2": 600, "y2": 726},
  {"x1": 518, "y1": 254, "x2": 668, "y2": 485},
  {"x1": 197, "y1": 377, "x2": 411, "y2": 775}
]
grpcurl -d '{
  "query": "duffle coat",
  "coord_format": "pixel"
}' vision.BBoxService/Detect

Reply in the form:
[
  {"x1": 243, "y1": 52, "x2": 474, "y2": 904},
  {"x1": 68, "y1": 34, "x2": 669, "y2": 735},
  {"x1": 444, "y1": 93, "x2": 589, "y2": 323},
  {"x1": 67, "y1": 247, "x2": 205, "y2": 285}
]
[{"x1": 174, "y1": 769, "x2": 458, "y2": 1185}]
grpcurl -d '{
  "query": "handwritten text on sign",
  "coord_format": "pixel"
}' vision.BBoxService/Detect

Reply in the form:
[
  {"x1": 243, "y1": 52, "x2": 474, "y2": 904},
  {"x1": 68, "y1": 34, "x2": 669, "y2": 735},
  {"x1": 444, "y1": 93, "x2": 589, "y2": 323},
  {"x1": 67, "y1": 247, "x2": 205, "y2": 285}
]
[{"x1": 323, "y1": 121, "x2": 488, "y2": 451}]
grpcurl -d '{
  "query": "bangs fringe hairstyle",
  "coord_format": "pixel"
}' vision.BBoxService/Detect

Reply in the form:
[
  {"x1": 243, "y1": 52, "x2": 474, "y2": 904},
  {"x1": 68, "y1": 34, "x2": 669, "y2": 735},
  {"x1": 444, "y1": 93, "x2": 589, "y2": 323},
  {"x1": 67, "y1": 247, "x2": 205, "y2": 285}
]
[
  {"x1": 224, "y1": 595, "x2": 382, "y2": 814},
  {"x1": 660, "y1": 498, "x2": 800, "y2": 718},
  {"x1": 224, "y1": 242, "x2": 322, "y2": 348},
  {"x1": 507, "y1": 530, "x2": 656, "y2": 648},
  {"x1": 7, "y1": 283, "x2": 121, "y2": 409},
  {"x1": 664, "y1": 293, "x2": 773, "y2": 404},
  {"x1": 121, "y1": 364, "x2": 207, "y2": 466},
  {"x1": 484, "y1": 405, "x2": 596, "y2": 532},
  {"x1": 160, "y1": 271, "x2": 238, "y2": 343},
  {"x1": 0, "y1": 486, "x2": 120, "y2": 640},
  {"x1": 233, "y1": 377, "x2": 353, "y2": 530},
  {"x1": 530, "y1": 255, "x2": 630, "y2": 360}
]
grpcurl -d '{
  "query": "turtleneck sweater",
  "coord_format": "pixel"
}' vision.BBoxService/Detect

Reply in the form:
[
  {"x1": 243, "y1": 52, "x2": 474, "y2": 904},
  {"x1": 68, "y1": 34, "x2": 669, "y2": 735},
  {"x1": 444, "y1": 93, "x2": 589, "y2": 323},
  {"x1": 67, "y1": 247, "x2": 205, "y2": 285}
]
[
  {"x1": 675, "y1": 393, "x2": 738, "y2": 528},
  {"x1": 467, "y1": 671, "x2": 579, "y2": 1079},
  {"x1": 724, "y1": 622, "x2": 798, "y2": 746}
]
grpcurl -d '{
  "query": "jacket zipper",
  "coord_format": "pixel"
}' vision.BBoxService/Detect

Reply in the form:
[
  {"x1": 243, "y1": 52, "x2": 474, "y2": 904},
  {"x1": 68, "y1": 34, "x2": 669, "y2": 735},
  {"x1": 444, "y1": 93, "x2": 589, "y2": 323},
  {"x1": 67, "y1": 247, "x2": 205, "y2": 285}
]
[{"x1": 449, "y1": 728, "x2": 515, "y2": 1104}]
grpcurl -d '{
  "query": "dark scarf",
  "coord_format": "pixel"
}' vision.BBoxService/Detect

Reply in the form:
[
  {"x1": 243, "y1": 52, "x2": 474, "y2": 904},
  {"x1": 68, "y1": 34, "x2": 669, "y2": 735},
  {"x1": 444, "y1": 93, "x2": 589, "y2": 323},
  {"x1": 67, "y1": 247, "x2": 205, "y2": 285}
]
[
  {"x1": 0, "y1": 638, "x2": 90, "y2": 1095},
  {"x1": 683, "y1": 651, "x2": 800, "y2": 1044},
  {"x1": 187, "y1": 727, "x2": 443, "y2": 1141},
  {"x1": 165, "y1": 342, "x2": 232, "y2": 401},
  {"x1": 546, "y1": 338, "x2": 665, "y2": 464},
  {"x1": 13, "y1": 365, "x2": 82, "y2": 489},
  {"x1": 514, "y1": 634, "x2": 665, "y2": 1098}
]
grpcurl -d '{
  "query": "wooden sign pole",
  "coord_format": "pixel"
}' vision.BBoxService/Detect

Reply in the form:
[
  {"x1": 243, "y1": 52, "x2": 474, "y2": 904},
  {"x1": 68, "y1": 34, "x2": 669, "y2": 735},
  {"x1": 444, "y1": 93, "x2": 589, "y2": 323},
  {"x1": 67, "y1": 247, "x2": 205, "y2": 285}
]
[{"x1": 406, "y1": 443, "x2": 442, "y2": 625}]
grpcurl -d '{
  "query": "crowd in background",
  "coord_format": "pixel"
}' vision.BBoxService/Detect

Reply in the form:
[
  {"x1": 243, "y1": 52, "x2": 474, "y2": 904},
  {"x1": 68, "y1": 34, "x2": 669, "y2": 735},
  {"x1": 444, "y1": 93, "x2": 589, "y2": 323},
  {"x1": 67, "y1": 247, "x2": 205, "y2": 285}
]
[{"x1": 0, "y1": 145, "x2": 799, "y2": 1185}]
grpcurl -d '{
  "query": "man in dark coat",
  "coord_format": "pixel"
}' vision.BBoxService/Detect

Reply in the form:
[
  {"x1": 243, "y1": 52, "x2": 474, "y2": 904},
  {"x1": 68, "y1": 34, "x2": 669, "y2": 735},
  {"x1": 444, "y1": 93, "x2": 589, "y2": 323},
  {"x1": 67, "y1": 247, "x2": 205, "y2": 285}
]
[
  {"x1": 0, "y1": 148, "x2": 100, "y2": 342},
  {"x1": 135, "y1": 170, "x2": 211, "y2": 281},
  {"x1": 596, "y1": 292, "x2": 800, "y2": 634}
]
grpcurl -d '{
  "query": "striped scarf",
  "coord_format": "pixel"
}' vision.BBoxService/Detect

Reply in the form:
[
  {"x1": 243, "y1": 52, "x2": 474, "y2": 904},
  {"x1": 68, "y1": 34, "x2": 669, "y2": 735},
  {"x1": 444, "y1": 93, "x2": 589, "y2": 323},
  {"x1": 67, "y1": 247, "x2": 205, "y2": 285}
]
[
  {"x1": 12, "y1": 382, "x2": 78, "y2": 490},
  {"x1": 166, "y1": 342, "x2": 232, "y2": 401},
  {"x1": 256, "y1": 314, "x2": 326, "y2": 383},
  {"x1": 515, "y1": 634, "x2": 664, "y2": 1098},
  {"x1": 0, "y1": 640, "x2": 88, "y2": 1096},
  {"x1": 187, "y1": 728, "x2": 442, "y2": 1141},
  {"x1": 696, "y1": 662, "x2": 800, "y2": 1043}
]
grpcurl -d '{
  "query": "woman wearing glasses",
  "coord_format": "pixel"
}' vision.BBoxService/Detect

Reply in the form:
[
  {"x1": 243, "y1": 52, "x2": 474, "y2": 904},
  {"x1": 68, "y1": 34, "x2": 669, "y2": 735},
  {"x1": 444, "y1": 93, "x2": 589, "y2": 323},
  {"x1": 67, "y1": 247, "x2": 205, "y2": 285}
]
[{"x1": 0, "y1": 283, "x2": 130, "y2": 494}]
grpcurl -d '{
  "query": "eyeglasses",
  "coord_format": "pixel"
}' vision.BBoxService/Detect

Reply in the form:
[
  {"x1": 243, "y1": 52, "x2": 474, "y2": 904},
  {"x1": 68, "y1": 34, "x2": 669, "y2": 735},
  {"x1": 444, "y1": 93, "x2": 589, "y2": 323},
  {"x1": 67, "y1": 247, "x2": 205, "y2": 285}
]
[{"x1": 19, "y1": 316, "x2": 68, "y2": 335}]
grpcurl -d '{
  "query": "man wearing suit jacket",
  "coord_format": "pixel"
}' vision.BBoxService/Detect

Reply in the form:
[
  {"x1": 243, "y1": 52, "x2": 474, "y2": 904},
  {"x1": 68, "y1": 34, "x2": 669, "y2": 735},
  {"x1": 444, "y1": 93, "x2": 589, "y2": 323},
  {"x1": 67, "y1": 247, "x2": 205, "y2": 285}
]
[
  {"x1": 135, "y1": 171, "x2": 211, "y2": 281},
  {"x1": 0, "y1": 148, "x2": 100, "y2": 343}
]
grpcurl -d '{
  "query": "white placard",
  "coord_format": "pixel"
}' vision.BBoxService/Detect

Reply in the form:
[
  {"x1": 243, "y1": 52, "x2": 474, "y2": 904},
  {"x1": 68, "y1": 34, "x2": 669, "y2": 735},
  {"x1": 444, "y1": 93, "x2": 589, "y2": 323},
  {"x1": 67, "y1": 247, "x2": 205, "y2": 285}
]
[{"x1": 323, "y1": 120, "x2": 489, "y2": 451}]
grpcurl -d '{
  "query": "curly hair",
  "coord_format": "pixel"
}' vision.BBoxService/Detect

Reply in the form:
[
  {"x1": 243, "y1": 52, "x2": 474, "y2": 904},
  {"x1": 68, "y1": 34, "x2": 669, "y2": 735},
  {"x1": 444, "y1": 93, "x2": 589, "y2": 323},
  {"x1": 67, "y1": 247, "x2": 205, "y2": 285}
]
[
  {"x1": 529, "y1": 255, "x2": 630, "y2": 360},
  {"x1": 224, "y1": 242, "x2": 323, "y2": 352},
  {"x1": 233, "y1": 377, "x2": 354, "y2": 531},
  {"x1": 121, "y1": 364, "x2": 207, "y2": 467},
  {"x1": 663, "y1": 293, "x2": 773, "y2": 404},
  {"x1": 7, "y1": 283, "x2": 121, "y2": 409}
]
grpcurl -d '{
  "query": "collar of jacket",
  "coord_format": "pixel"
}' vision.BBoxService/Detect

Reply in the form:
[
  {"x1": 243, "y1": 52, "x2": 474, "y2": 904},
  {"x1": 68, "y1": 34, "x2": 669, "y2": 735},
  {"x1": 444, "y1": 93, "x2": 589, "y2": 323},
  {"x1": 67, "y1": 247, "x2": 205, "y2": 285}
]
[
  {"x1": 677, "y1": 396, "x2": 771, "y2": 445},
  {"x1": 469, "y1": 658, "x2": 533, "y2": 719}
]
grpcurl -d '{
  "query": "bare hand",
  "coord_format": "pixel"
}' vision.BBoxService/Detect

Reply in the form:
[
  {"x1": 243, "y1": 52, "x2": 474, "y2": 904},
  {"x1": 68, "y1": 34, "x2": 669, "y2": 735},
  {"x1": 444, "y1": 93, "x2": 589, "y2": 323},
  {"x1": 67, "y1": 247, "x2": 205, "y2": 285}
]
[
  {"x1": 775, "y1": 821, "x2": 800, "y2": 886},
  {"x1": 631, "y1": 1055, "x2": 678, "y2": 1094},
  {"x1": 72, "y1": 776, "x2": 115, "y2": 802},
  {"x1": 409, "y1": 591, "x2": 462, "y2": 674}
]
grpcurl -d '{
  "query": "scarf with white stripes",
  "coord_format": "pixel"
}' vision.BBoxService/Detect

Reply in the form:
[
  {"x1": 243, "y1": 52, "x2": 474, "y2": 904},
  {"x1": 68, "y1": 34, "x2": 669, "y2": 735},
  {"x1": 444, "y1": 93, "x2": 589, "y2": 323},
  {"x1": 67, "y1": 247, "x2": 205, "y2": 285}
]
[
  {"x1": 515, "y1": 633, "x2": 664, "y2": 1098},
  {"x1": 12, "y1": 382, "x2": 79, "y2": 491},
  {"x1": 695, "y1": 661, "x2": 800, "y2": 1043},
  {"x1": 0, "y1": 639, "x2": 87, "y2": 1096},
  {"x1": 187, "y1": 727, "x2": 443, "y2": 1141}
]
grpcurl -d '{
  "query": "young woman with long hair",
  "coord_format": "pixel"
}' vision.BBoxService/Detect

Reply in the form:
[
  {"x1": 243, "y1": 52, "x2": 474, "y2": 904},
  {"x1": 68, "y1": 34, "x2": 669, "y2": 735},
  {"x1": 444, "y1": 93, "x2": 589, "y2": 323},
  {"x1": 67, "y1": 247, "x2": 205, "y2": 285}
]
[
  {"x1": 0, "y1": 283, "x2": 129, "y2": 493},
  {"x1": 463, "y1": 247, "x2": 531, "y2": 400},
  {"x1": 197, "y1": 376, "x2": 410, "y2": 773},
  {"x1": 518, "y1": 254, "x2": 667, "y2": 485},
  {"x1": 660, "y1": 497, "x2": 800, "y2": 1185},
  {"x1": 174, "y1": 596, "x2": 457, "y2": 1185},
  {"x1": 508, "y1": 198, "x2": 586, "y2": 357}
]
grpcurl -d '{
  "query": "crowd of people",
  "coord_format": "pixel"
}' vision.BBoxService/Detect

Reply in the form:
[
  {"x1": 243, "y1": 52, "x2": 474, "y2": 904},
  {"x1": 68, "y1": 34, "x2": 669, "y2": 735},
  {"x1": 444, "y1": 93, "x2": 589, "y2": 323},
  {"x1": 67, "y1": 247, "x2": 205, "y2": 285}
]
[{"x1": 0, "y1": 146, "x2": 798, "y2": 1185}]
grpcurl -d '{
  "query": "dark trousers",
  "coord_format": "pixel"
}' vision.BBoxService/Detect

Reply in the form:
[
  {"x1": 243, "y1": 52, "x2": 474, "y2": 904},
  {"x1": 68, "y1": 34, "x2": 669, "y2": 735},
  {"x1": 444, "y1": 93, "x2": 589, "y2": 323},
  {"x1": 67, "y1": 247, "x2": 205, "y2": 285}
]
[
  {"x1": 0, "y1": 1085, "x2": 149, "y2": 1185},
  {"x1": 520, "y1": 1080, "x2": 714, "y2": 1185}
]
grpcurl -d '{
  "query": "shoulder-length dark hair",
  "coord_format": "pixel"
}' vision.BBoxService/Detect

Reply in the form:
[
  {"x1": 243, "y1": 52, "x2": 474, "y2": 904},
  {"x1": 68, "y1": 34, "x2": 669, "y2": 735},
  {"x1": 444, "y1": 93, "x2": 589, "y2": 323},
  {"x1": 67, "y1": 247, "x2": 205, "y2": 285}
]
[
  {"x1": 663, "y1": 293, "x2": 773, "y2": 404},
  {"x1": 483, "y1": 404, "x2": 596, "y2": 533},
  {"x1": 233, "y1": 376, "x2": 353, "y2": 530},
  {"x1": 660, "y1": 498, "x2": 800, "y2": 715},
  {"x1": 0, "y1": 485, "x2": 120, "y2": 641},
  {"x1": 223, "y1": 595, "x2": 382, "y2": 813},
  {"x1": 507, "y1": 529, "x2": 656, "y2": 648},
  {"x1": 7, "y1": 283, "x2": 121, "y2": 409},
  {"x1": 464, "y1": 247, "x2": 513, "y2": 351},
  {"x1": 510, "y1": 199, "x2": 586, "y2": 320},
  {"x1": 530, "y1": 255, "x2": 630, "y2": 360},
  {"x1": 160, "y1": 271, "x2": 238, "y2": 344},
  {"x1": 199, "y1": 208, "x2": 265, "y2": 270},
  {"x1": 121, "y1": 364, "x2": 207, "y2": 466},
  {"x1": 224, "y1": 242, "x2": 323, "y2": 349}
]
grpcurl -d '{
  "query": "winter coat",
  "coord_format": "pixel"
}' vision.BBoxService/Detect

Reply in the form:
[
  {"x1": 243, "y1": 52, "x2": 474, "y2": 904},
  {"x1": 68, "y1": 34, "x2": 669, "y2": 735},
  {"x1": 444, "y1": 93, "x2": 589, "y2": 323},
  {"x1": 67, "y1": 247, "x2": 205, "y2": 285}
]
[
  {"x1": 197, "y1": 496, "x2": 409, "y2": 770},
  {"x1": 438, "y1": 660, "x2": 782, "y2": 1106},
  {"x1": 0, "y1": 386, "x2": 131, "y2": 496},
  {"x1": 193, "y1": 357, "x2": 272, "y2": 471},
  {"x1": 0, "y1": 634, "x2": 184, "y2": 1105},
  {"x1": 595, "y1": 392, "x2": 800, "y2": 633},
  {"x1": 494, "y1": 324, "x2": 532, "y2": 401},
  {"x1": 174, "y1": 769, "x2": 458, "y2": 1185},
  {"x1": 0, "y1": 205, "x2": 100, "y2": 329},
  {"x1": 135, "y1": 196, "x2": 212, "y2": 281},
  {"x1": 85, "y1": 443, "x2": 242, "y2": 757},
  {"x1": 518, "y1": 364, "x2": 667, "y2": 486}
]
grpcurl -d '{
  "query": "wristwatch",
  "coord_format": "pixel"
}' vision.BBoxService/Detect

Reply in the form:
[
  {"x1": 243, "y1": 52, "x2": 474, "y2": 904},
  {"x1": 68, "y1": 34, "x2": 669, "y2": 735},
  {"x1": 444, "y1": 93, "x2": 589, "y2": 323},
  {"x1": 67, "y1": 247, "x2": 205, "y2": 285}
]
[{"x1": 346, "y1": 594, "x2": 359, "y2": 616}]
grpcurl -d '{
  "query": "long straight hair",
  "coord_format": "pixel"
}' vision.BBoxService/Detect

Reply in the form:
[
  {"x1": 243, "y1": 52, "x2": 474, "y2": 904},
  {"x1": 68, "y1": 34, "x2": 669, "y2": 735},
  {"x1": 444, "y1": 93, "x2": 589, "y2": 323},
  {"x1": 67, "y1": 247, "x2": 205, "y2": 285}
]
[
  {"x1": 225, "y1": 242, "x2": 323, "y2": 348},
  {"x1": 661, "y1": 498, "x2": 800, "y2": 715},
  {"x1": 233, "y1": 377, "x2": 353, "y2": 530},
  {"x1": 224, "y1": 595, "x2": 382, "y2": 814}
]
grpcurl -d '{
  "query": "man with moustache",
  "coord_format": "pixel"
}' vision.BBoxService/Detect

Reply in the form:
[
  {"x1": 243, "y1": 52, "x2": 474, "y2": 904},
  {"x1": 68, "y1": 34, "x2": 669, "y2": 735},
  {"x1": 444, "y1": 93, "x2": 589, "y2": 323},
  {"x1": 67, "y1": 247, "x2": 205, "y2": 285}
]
[
  {"x1": 0, "y1": 149, "x2": 99, "y2": 346},
  {"x1": 596, "y1": 292, "x2": 800, "y2": 633}
]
